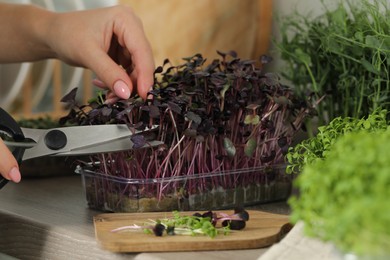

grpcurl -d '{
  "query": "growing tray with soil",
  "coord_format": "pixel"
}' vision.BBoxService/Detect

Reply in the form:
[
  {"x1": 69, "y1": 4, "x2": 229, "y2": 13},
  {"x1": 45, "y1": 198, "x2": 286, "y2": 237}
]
[
  {"x1": 77, "y1": 163, "x2": 293, "y2": 212},
  {"x1": 62, "y1": 51, "x2": 314, "y2": 212}
]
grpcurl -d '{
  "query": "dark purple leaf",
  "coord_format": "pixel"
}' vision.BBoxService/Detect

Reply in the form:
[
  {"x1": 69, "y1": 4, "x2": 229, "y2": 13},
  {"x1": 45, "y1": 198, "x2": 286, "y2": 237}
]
[
  {"x1": 167, "y1": 101, "x2": 182, "y2": 114},
  {"x1": 210, "y1": 76, "x2": 227, "y2": 86},
  {"x1": 154, "y1": 66, "x2": 163, "y2": 73},
  {"x1": 195, "y1": 135, "x2": 205, "y2": 143},
  {"x1": 153, "y1": 223, "x2": 165, "y2": 236},
  {"x1": 216, "y1": 50, "x2": 227, "y2": 58},
  {"x1": 131, "y1": 135, "x2": 146, "y2": 149},
  {"x1": 166, "y1": 226, "x2": 175, "y2": 236},
  {"x1": 193, "y1": 71, "x2": 210, "y2": 77},
  {"x1": 228, "y1": 220, "x2": 246, "y2": 230},
  {"x1": 88, "y1": 109, "x2": 100, "y2": 118},
  {"x1": 215, "y1": 154, "x2": 224, "y2": 161},
  {"x1": 163, "y1": 58, "x2": 170, "y2": 65},
  {"x1": 149, "y1": 105, "x2": 160, "y2": 118},
  {"x1": 273, "y1": 96, "x2": 292, "y2": 105},
  {"x1": 260, "y1": 55, "x2": 273, "y2": 65},
  {"x1": 61, "y1": 87, "x2": 78, "y2": 104},
  {"x1": 241, "y1": 59, "x2": 256, "y2": 65},
  {"x1": 185, "y1": 111, "x2": 201, "y2": 124},
  {"x1": 184, "y1": 128, "x2": 197, "y2": 137},
  {"x1": 278, "y1": 136, "x2": 288, "y2": 148},
  {"x1": 260, "y1": 150, "x2": 276, "y2": 163},
  {"x1": 262, "y1": 73, "x2": 280, "y2": 86},
  {"x1": 234, "y1": 208, "x2": 250, "y2": 221},
  {"x1": 101, "y1": 107, "x2": 112, "y2": 117},
  {"x1": 228, "y1": 50, "x2": 237, "y2": 58}
]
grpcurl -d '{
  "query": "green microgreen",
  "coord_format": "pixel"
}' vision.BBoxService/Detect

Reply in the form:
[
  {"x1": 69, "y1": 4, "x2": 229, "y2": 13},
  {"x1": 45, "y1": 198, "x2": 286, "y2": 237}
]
[
  {"x1": 17, "y1": 116, "x2": 62, "y2": 129},
  {"x1": 289, "y1": 128, "x2": 390, "y2": 256},
  {"x1": 275, "y1": 0, "x2": 390, "y2": 126},
  {"x1": 87, "y1": 90, "x2": 106, "y2": 105},
  {"x1": 286, "y1": 109, "x2": 389, "y2": 174}
]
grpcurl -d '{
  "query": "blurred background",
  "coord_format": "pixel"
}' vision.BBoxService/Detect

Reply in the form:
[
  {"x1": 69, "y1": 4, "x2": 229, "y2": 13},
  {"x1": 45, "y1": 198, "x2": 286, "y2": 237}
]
[{"x1": 0, "y1": 0, "x2": 330, "y2": 119}]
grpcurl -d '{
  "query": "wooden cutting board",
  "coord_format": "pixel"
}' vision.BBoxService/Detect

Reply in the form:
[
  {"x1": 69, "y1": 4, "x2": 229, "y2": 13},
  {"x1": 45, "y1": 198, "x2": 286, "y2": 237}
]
[{"x1": 93, "y1": 210, "x2": 292, "y2": 252}]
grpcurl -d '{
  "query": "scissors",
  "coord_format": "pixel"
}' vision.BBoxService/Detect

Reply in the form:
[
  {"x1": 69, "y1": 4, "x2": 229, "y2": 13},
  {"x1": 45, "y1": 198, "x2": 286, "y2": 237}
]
[{"x1": 0, "y1": 107, "x2": 161, "y2": 189}]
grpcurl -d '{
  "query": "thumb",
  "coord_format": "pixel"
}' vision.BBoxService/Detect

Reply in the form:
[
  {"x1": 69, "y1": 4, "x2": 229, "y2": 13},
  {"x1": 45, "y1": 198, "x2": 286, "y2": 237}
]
[{"x1": 0, "y1": 139, "x2": 21, "y2": 183}]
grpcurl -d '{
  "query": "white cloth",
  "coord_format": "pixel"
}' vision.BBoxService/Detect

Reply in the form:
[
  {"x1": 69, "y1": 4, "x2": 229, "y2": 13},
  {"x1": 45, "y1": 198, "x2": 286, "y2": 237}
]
[{"x1": 258, "y1": 222, "x2": 341, "y2": 260}]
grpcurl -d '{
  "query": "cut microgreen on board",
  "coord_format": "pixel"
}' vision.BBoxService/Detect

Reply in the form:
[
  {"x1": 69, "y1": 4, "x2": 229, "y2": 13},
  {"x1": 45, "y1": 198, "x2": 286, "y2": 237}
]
[{"x1": 111, "y1": 209, "x2": 249, "y2": 238}]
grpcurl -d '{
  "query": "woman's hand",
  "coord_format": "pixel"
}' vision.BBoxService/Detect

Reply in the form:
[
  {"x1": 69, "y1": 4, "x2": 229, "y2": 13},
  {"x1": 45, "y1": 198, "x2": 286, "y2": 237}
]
[
  {"x1": 0, "y1": 3, "x2": 155, "y2": 182},
  {"x1": 0, "y1": 3, "x2": 155, "y2": 101},
  {"x1": 45, "y1": 5, "x2": 155, "y2": 101}
]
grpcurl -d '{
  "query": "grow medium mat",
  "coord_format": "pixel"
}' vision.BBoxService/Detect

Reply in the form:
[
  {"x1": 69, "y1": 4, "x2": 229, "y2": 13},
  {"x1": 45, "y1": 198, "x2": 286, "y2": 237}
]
[{"x1": 93, "y1": 210, "x2": 292, "y2": 252}]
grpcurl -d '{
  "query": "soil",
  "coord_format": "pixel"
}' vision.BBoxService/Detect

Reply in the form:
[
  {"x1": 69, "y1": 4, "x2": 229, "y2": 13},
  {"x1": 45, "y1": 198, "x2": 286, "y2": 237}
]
[{"x1": 84, "y1": 180, "x2": 293, "y2": 213}]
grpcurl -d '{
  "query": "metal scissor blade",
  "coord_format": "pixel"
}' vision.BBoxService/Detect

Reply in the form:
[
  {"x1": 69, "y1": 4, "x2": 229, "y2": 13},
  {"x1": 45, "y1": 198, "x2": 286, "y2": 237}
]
[
  {"x1": 56, "y1": 138, "x2": 163, "y2": 156},
  {"x1": 3, "y1": 140, "x2": 35, "y2": 149},
  {"x1": 21, "y1": 124, "x2": 159, "y2": 160}
]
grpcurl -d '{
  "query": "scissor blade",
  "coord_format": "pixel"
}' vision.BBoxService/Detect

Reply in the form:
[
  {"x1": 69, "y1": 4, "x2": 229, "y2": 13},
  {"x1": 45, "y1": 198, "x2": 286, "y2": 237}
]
[
  {"x1": 56, "y1": 138, "x2": 163, "y2": 156},
  {"x1": 3, "y1": 140, "x2": 35, "y2": 149},
  {"x1": 22, "y1": 124, "x2": 158, "y2": 160}
]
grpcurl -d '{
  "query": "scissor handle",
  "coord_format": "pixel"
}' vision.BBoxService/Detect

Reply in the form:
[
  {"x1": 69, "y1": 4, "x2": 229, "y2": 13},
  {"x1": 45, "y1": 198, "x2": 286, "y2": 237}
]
[{"x1": 0, "y1": 107, "x2": 25, "y2": 189}]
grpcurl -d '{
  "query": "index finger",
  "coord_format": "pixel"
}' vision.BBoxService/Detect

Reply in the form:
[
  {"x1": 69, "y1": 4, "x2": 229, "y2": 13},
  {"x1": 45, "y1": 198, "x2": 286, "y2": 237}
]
[{"x1": 114, "y1": 10, "x2": 155, "y2": 99}]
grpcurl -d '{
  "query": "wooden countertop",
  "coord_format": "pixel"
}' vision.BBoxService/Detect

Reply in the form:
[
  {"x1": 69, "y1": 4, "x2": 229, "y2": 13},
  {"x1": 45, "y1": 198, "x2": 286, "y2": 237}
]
[{"x1": 0, "y1": 175, "x2": 290, "y2": 260}]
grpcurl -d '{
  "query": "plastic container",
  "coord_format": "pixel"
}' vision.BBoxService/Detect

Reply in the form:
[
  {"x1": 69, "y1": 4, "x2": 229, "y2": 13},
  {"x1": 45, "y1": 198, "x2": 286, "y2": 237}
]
[{"x1": 76, "y1": 164, "x2": 293, "y2": 213}]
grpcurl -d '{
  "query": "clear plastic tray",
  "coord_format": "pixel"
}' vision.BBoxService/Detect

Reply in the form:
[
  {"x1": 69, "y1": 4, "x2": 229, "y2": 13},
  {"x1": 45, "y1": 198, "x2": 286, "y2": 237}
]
[{"x1": 76, "y1": 164, "x2": 292, "y2": 212}]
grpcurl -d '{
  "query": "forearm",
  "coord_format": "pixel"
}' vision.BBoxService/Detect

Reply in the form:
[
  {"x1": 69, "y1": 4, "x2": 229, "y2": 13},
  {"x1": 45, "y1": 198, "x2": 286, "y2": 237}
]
[{"x1": 0, "y1": 3, "x2": 56, "y2": 63}]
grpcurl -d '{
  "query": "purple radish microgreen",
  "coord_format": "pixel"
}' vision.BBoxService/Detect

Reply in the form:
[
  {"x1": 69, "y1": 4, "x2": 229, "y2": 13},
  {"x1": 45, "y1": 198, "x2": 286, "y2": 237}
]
[{"x1": 61, "y1": 51, "x2": 315, "y2": 203}]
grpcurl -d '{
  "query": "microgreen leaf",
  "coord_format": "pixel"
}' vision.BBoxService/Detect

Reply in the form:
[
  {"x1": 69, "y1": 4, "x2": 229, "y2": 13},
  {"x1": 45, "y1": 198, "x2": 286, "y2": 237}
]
[
  {"x1": 185, "y1": 111, "x2": 202, "y2": 124},
  {"x1": 61, "y1": 87, "x2": 78, "y2": 104},
  {"x1": 244, "y1": 115, "x2": 260, "y2": 125},
  {"x1": 131, "y1": 135, "x2": 146, "y2": 149},
  {"x1": 260, "y1": 55, "x2": 273, "y2": 65},
  {"x1": 223, "y1": 137, "x2": 236, "y2": 158},
  {"x1": 153, "y1": 223, "x2": 165, "y2": 236},
  {"x1": 244, "y1": 138, "x2": 257, "y2": 157}
]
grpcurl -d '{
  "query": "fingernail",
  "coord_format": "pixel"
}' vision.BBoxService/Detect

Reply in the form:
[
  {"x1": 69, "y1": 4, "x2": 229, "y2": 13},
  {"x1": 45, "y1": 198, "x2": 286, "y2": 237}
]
[
  {"x1": 9, "y1": 167, "x2": 21, "y2": 183},
  {"x1": 113, "y1": 80, "x2": 131, "y2": 99},
  {"x1": 104, "y1": 97, "x2": 119, "y2": 104},
  {"x1": 92, "y1": 78, "x2": 106, "y2": 88}
]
